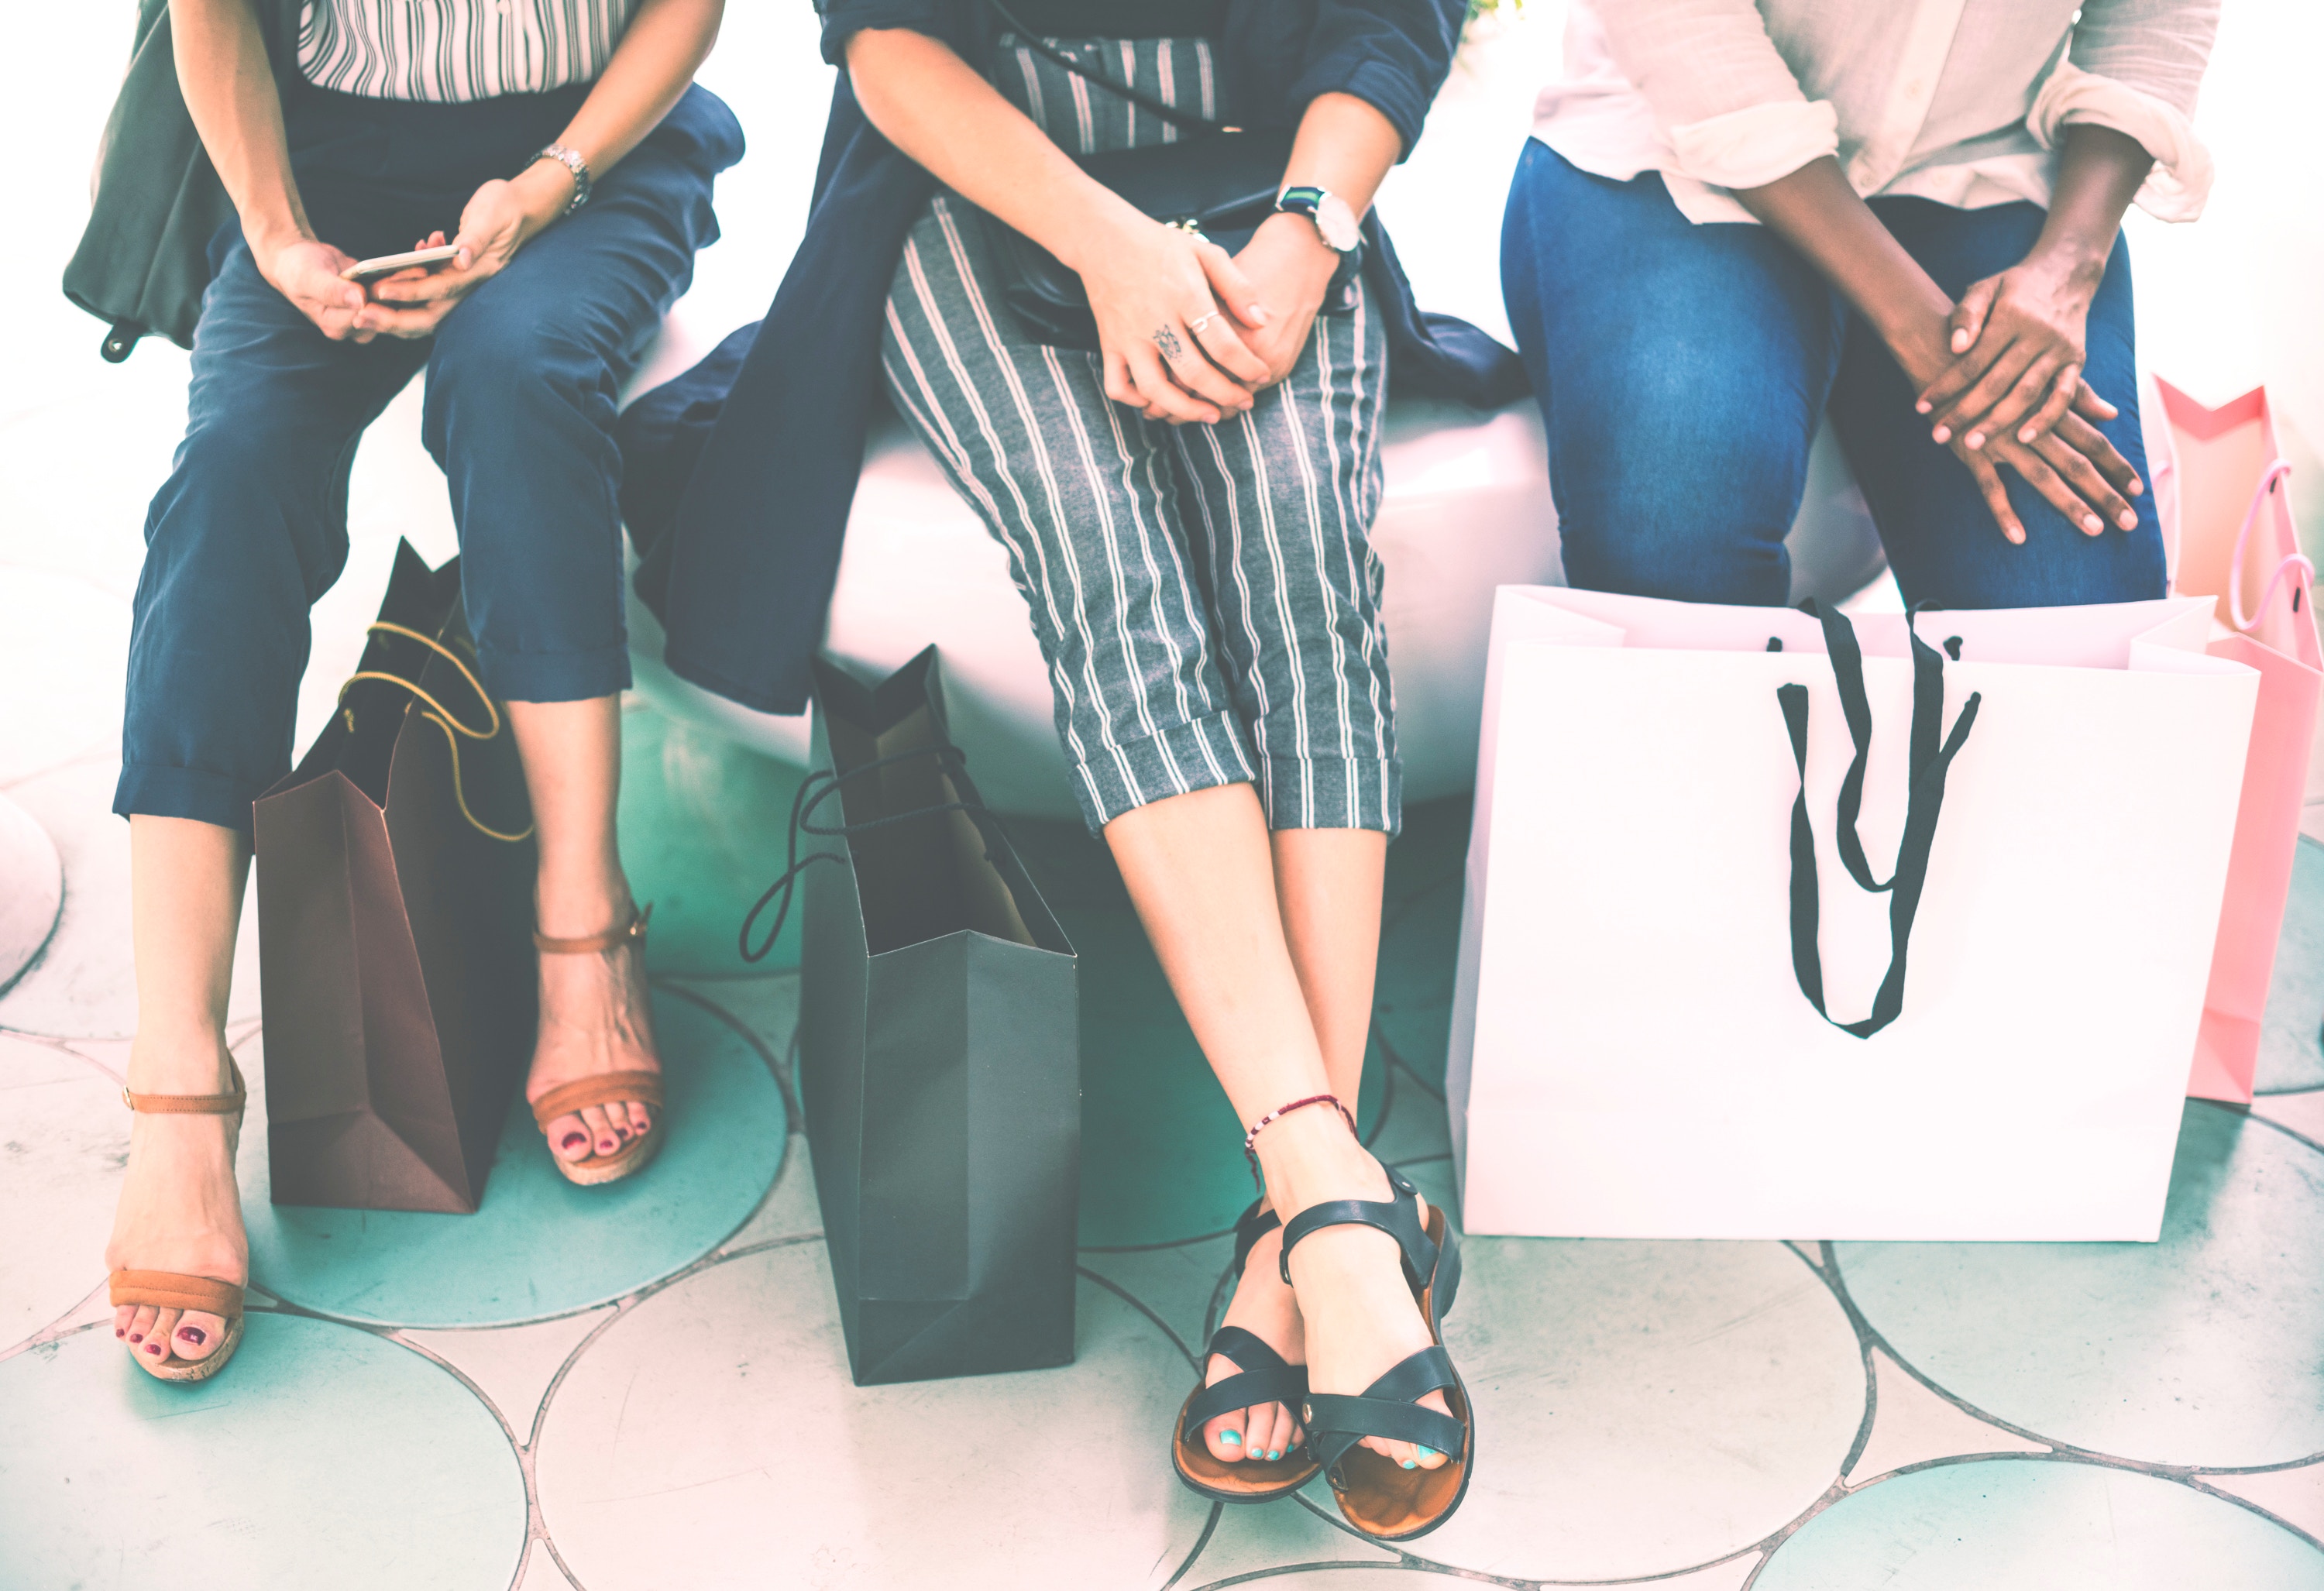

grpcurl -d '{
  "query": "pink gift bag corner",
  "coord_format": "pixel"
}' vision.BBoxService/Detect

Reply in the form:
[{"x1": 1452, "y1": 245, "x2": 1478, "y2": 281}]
[{"x1": 2145, "y1": 374, "x2": 2323, "y2": 1103}]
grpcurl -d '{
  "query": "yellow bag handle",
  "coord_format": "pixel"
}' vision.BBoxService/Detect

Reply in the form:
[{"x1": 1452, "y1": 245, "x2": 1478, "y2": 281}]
[{"x1": 337, "y1": 620, "x2": 535, "y2": 843}]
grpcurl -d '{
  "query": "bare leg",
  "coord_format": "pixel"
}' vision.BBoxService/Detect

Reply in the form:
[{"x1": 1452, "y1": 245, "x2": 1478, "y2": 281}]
[
  {"x1": 105, "y1": 816, "x2": 250, "y2": 1369},
  {"x1": 1107, "y1": 785, "x2": 1446, "y2": 1470},
  {"x1": 507, "y1": 696, "x2": 658, "y2": 1162}
]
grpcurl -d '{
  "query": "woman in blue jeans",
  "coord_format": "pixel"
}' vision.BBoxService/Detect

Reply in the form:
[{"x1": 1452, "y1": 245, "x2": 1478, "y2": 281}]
[
  {"x1": 101, "y1": 0, "x2": 736, "y2": 1384},
  {"x1": 1502, "y1": 0, "x2": 2218, "y2": 607}
]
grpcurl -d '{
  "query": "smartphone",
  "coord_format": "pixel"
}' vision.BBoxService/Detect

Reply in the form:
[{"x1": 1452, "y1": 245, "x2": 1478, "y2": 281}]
[{"x1": 342, "y1": 244, "x2": 460, "y2": 283}]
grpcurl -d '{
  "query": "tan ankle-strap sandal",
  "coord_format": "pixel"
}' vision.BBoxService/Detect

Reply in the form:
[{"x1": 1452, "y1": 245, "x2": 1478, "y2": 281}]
[
  {"x1": 531, "y1": 905, "x2": 666, "y2": 1187},
  {"x1": 110, "y1": 1061, "x2": 249, "y2": 1385}
]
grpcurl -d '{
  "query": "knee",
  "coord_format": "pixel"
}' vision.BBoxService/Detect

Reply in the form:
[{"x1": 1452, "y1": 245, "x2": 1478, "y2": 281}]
[{"x1": 1549, "y1": 375, "x2": 1806, "y2": 604}]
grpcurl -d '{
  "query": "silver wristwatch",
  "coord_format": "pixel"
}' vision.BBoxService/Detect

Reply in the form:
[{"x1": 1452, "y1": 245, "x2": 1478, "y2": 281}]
[{"x1": 531, "y1": 144, "x2": 593, "y2": 215}]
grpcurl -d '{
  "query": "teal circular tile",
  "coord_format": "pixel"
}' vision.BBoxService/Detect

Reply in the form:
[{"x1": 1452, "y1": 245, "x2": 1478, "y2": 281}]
[
  {"x1": 621, "y1": 700, "x2": 811, "y2": 976},
  {"x1": 1836, "y1": 1104, "x2": 2324, "y2": 1468},
  {"x1": 0, "y1": 1313, "x2": 525, "y2": 1588},
  {"x1": 0, "y1": 1038, "x2": 126, "y2": 1351},
  {"x1": 1756, "y1": 1460, "x2": 2324, "y2": 1590},
  {"x1": 243, "y1": 988, "x2": 784, "y2": 1327},
  {"x1": 2259, "y1": 837, "x2": 2324, "y2": 1094}
]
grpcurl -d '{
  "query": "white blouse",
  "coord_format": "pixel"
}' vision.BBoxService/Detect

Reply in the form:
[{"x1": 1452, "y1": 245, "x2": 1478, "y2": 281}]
[
  {"x1": 1533, "y1": 0, "x2": 2219, "y2": 227},
  {"x1": 298, "y1": 0, "x2": 637, "y2": 103}
]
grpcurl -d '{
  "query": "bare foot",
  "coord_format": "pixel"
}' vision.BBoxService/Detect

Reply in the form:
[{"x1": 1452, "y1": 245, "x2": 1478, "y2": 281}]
[
  {"x1": 1274, "y1": 1131, "x2": 1453, "y2": 1472},
  {"x1": 104, "y1": 1036, "x2": 247, "y2": 1373},
  {"x1": 526, "y1": 894, "x2": 660, "y2": 1165},
  {"x1": 1199, "y1": 1213, "x2": 1308, "y2": 1463}
]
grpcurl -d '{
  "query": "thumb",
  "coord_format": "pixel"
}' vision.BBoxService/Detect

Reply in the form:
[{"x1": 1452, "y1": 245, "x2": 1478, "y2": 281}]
[
  {"x1": 1948, "y1": 277, "x2": 1999, "y2": 355},
  {"x1": 1200, "y1": 243, "x2": 1267, "y2": 328}
]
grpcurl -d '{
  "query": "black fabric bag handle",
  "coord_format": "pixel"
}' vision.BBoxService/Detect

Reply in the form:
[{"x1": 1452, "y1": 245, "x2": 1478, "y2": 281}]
[
  {"x1": 1776, "y1": 606, "x2": 1981, "y2": 1039},
  {"x1": 738, "y1": 744, "x2": 1004, "y2": 963},
  {"x1": 985, "y1": 0, "x2": 1224, "y2": 133}
]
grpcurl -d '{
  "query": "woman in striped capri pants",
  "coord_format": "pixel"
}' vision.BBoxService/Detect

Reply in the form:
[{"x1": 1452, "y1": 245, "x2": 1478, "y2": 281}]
[{"x1": 844, "y1": 2, "x2": 1475, "y2": 1538}]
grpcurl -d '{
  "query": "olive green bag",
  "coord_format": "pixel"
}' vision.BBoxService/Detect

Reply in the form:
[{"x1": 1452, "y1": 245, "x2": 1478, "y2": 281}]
[{"x1": 62, "y1": 0, "x2": 301, "y2": 361}]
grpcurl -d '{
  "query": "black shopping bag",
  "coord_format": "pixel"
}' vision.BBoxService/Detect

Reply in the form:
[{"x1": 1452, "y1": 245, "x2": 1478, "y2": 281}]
[
  {"x1": 253, "y1": 541, "x2": 538, "y2": 1211},
  {"x1": 751, "y1": 648, "x2": 1079, "y2": 1384}
]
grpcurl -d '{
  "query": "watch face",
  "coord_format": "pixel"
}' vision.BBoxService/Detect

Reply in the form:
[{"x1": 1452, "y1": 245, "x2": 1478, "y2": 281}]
[{"x1": 1315, "y1": 194, "x2": 1362, "y2": 253}]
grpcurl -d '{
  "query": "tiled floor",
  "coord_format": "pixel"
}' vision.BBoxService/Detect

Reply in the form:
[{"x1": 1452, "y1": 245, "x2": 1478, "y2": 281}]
[{"x1": 6, "y1": 3, "x2": 2324, "y2": 1588}]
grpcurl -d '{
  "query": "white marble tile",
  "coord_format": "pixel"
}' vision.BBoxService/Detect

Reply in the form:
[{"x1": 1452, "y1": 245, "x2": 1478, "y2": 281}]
[
  {"x1": 0, "y1": 792, "x2": 63, "y2": 995},
  {"x1": 514, "y1": 1539, "x2": 583, "y2": 1591},
  {"x1": 535, "y1": 1244, "x2": 1211, "y2": 1590},
  {"x1": 1844, "y1": 1349, "x2": 2049, "y2": 1486},
  {"x1": 402, "y1": 1307, "x2": 617, "y2": 1449},
  {"x1": 0, "y1": 568, "x2": 130, "y2": 787},
  {"x1": 0, "y1": 1034, "x2": 129, "y2": 1354},
  {"x1": 2203, "y1": 1464, "x2": 2324, "y2": 1547},
  {"x1": 1411, "y1": 1235, "x2": 1865, "y2": 1583},
  {"x1": 1628, "y1": 1555, "x2": 1765, "y2": 1590},
  {"x1": 1080, "y1": 1234, "x2": 1236, "y2": 1366},
  {"x1": 0, "y1": 760, "x2": 262, "y2": 1039},
  {"x1": 2305, "y1": 803, "x2": 2324, "y2": 847},
  {"x1": 2254, "y1": 1091, "x2": 2324, "y2": 1150},
  {"x1": 1176, "y1": 1494, "x2": 1395, "y2": 1587},
  {"x1": 1192, "y1": 1569, "x2": 1476, "y2": 1589}
]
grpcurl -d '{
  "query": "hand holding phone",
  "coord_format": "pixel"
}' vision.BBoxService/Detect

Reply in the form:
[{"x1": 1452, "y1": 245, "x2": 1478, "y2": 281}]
[{"x1": 342, "y1": 244, "x2": 462, "y2": 283}]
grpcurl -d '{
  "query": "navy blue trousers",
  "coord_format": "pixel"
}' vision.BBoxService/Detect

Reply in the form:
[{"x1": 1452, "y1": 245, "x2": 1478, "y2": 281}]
[
  {"x1": 1500, "y1": 139, "x2": 2168, "y2": 610},
  {"x1": 118, "y1": 81, "x2": 740, "y2": 833}
]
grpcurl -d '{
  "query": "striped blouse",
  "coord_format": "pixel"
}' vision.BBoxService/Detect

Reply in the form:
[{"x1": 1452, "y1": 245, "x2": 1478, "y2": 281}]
[{"x1": 297, "y1": 0, "x2": 636, "y2": 103}]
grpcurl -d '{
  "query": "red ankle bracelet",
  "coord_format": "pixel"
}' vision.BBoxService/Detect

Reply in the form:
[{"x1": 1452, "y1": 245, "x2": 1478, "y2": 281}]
[{"x1": 1242, "y1": 1093, "x2": 1358, "y2": 1183}]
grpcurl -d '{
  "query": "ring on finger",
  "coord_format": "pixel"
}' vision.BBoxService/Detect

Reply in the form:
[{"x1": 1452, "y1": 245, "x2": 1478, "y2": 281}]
[{"x1": 1188, "y1": 312, "x2": 1216, "y2": 333}]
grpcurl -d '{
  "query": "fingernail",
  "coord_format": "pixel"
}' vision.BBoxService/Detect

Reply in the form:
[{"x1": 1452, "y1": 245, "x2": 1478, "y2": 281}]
[
  {"x1": 1220, "y1": 1430, "x2": 1240, "y2": 1445},
  {"x1": 1931, "y1": 427, "x2": 1951, "y2": 443},
  {"x1": 2084, "y1": 514, "x2": 2103, "y2": 533},
  {"x1": 1967, "y1": 432, "x2": 1985, "y2": 449},
  {"x1": 2019, "y1": 427, "x2": 2037, "y2": 443},
  {"x1": 1401, "y1": 1459, "x2": 1417, "y2": 1469},
  {"x1": 1915, "y1": 400, "x2": 1931, "y2": 414},
  {"x1": 177, "y1": 1325, "x2": 206, "y2": 1346},
  {"x1": 562, "y1": 1132, "x2": 588, "y2": 1150},
  {"x1": 2120, "y1": 510, "x2": 2139, "y2": 529},
  {"x1": 2128, "y1": 479, "x2": 2144, "y2": 495},
  {"x1": 2008, "y1": 525, "x2": 2025, "y2": 544},
  {"x1": 1247, "y1": 304, "x2": 1267, "y2": 323}
]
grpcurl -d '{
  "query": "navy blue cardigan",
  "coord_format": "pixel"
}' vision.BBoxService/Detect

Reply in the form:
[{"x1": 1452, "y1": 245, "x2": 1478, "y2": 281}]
[{"x1": 625, "y1": 0, "x2": 1526, "y2": 716}]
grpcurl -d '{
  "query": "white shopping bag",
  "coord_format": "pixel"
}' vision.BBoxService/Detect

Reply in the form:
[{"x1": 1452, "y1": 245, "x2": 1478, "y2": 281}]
[{"x1": 1445, "y1": 588, "x2": 2258, "y2": 1242}]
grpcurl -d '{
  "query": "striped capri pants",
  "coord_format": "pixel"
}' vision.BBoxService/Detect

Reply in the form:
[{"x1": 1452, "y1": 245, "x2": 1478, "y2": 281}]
[{"x1": 879, "y1": 32, "x2": 1399, "y2": 835}]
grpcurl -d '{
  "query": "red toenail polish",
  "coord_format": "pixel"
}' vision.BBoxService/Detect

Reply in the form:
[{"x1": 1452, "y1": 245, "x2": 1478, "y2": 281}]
[
  {"x1": 129, "y1": 1333, "x2": 142, "y2": 1343},
  {"x1": 178, "y1": 1326, "x2": 206, "y2": 1346},
  {"x1": 146, "y1": 1343, "x2": 163, "y2": 1355},
  {"x1": 562, "y1": 1132, "x2": 588, "y2": 1149},
  {"x1": 116, "y1": 1328, "x2": 125, "y2": 1338}
]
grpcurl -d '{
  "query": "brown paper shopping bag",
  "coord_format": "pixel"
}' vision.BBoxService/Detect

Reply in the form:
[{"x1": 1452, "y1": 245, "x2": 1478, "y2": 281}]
[{"x1": 253, "y1": 541, "x2": 539, "y2": 1211}]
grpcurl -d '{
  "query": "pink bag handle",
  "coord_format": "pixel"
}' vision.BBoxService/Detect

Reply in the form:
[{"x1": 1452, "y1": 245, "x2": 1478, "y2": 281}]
[{"x1": 2230, "y1": 458, "x2": 2314, "y2": 632}]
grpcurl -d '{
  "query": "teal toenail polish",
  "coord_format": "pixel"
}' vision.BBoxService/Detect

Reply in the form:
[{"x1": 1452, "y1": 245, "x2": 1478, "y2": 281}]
[
  {"x1": 1220, "y1": 1431, "x2": 1240, "y2": 1446},
  {"x1": 1401, "y1": 1459, "x2": 1417, "y2": 1469},
  {"x1": 1418, "y1": 1446, "x2": 1438, "y2": 1461},
  {"x1": 1267, "y1": 1449, "x2": 1282, "y2": 1461}
]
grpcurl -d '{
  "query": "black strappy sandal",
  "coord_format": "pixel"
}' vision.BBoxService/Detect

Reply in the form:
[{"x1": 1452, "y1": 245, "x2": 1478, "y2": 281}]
[
  {"x1": 1279, "y1": 1165, "x2": 1473, "y2": 1541},
  {"x1": 1171, "y1": 1199, "x2": 1323, "y2": 1502}
]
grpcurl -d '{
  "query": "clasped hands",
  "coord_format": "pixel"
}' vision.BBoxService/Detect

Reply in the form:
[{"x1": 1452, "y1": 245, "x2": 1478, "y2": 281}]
[
  {"x1": 254, "y1": 160, "x2": 578, "y2": 344},
  {"x1": 1909, "y1": 253, "x2": 2143, "y2": 547},
  {"x1": 1082, "y1": 210, "x2": 1341, "y2": 427}
]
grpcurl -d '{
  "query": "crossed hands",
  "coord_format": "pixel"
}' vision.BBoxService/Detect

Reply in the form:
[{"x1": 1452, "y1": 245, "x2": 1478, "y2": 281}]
[
  {"x1": 1085, "y1": 211, "x2": 1342, "y2": 427},
  {"x1": 253, "y1": 171, "x2": 561, "y2": 345},
  {"x1": 1910, "y1": 259, "x2": 2143, "y2": 547}
]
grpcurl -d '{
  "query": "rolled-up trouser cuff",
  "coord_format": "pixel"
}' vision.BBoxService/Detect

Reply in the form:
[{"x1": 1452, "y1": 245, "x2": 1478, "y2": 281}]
[
  {"x1": 476, "y1": 639, "x2": 632, "y2": 704},
  {"x1": 1257, "y1": 754, "x2": 1401, "y2": 837},
  {"x1": 114, "y1": 762, "x2": 266, "y2": 836},
  {"x1": 1076, "y1": 712, "x2": 1258, "y2": 834}
]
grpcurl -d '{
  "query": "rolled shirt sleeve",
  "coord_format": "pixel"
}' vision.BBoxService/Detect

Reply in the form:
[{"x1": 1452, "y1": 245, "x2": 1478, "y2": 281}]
[
  {"x1": 1281, "y1": 0, "x2": 1467, "y2": 160},
  {"x1": 1593, "y1": 0, "x2": 1838, "y2": 190},
  {"x1": 2030, "y1": 0, "x2": 2221, "y2": 221}
]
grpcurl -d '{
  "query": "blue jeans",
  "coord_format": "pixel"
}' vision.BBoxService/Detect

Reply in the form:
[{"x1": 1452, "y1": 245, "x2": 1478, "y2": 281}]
[
  {"x1": 118, "y1": 82, "x2": 740, "y2": 832},
  {"x1": 1500, "y1": 140, "x2": 2168, "y2": 609}
]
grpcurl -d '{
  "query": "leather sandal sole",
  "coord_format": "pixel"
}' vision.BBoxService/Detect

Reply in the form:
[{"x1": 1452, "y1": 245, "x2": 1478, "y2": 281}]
[
  {"x1": 550, "y1": 1123, "x2": 662, "y2": 1187},
  {"x1": 1170, "y1": 1386, "x2": 1322, "y2": 1503}
]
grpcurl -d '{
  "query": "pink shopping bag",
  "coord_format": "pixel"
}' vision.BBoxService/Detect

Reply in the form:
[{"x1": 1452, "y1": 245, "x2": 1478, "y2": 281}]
[{"x1": 2150, "y1": 378, "x2": 2322, "y2": 1102}]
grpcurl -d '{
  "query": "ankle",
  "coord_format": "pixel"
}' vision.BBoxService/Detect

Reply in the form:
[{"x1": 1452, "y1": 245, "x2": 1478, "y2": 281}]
[
  {"x1": 126, "y1": 1026, "x2": 233, "y2": 1093},
  {"x1": 535, "y1": 864, "x2": 633, "y2": 940},
  {"x1": 1253, "y1": 1108, "x2": 1380, "y2": 1218}
]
